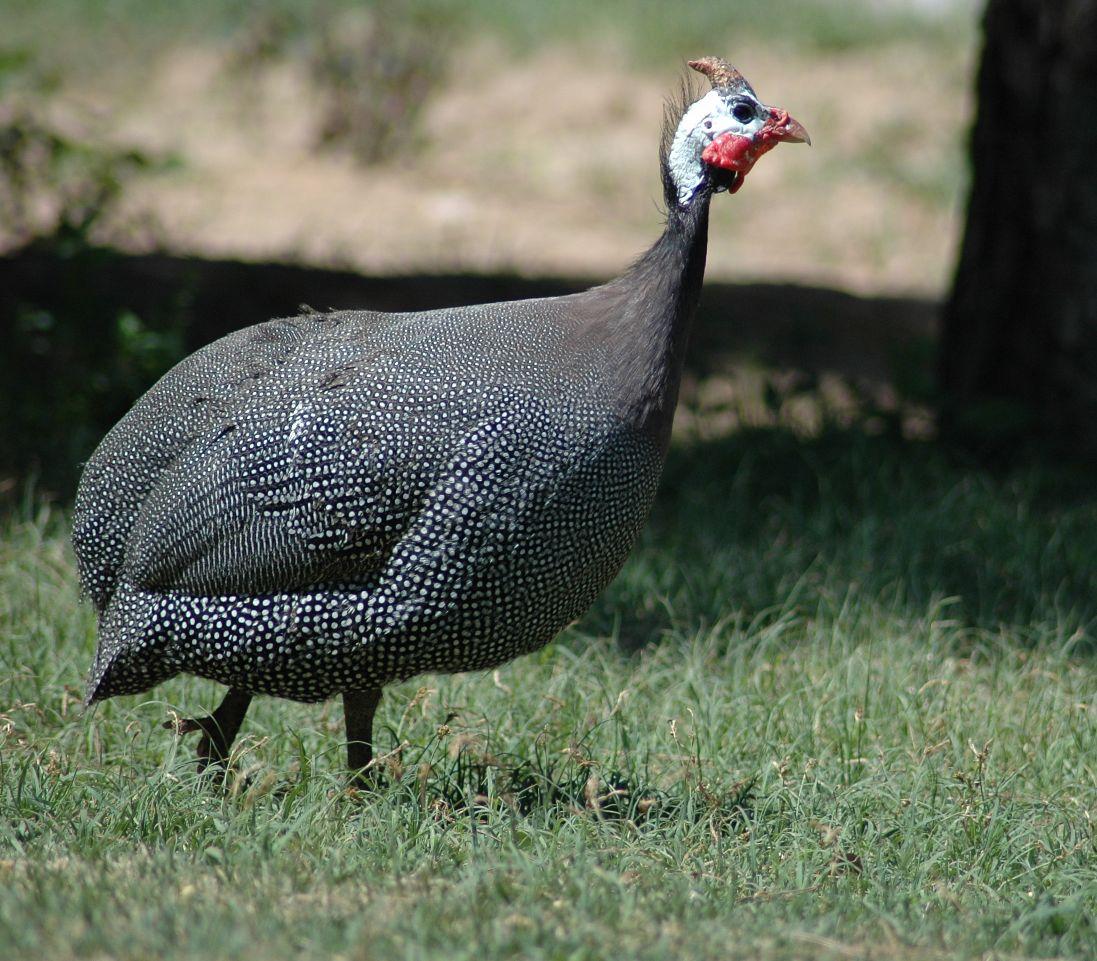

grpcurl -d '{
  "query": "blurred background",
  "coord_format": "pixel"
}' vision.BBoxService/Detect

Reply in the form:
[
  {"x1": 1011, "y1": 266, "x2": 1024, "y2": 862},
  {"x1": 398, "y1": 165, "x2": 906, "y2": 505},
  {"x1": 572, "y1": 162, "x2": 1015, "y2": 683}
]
[
  {"x1": 0, "y1": 0, "x2": 980, "y2": 494},
  {"x1": 0, "y1": 0, "x2": 1093, "y2": 500}
]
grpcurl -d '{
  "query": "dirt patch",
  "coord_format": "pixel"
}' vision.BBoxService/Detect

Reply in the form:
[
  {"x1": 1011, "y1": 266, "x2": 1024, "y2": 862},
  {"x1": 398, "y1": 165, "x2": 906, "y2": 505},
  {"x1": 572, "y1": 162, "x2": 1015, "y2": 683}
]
[{"x1": 14, "y1": 38, "x2": 975, "y2": 297}]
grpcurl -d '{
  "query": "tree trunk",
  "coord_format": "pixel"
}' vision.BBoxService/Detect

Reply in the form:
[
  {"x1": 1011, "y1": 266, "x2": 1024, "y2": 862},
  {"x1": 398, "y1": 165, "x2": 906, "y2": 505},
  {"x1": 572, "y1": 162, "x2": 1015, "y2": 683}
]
[{"x1": 940, "y1": 0, "x2": 1097, "y2": 456}]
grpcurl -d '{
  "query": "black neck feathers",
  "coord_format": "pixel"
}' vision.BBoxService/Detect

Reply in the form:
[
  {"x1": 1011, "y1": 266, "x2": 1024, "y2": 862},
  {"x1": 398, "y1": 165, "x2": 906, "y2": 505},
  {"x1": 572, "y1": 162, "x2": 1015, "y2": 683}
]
[{"x1": 581, "y1": 186, "x2": 713, "y2": 451}]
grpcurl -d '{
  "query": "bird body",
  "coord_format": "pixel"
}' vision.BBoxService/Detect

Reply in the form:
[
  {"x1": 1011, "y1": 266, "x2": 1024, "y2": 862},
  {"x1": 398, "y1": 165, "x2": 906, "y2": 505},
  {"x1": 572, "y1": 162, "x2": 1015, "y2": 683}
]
[
  {"x1": 73, "y1": 58, "x2": 807, "y2": 780},
  {"x1": 77, "y1": 298, "x2": 667, "y2": 703}
]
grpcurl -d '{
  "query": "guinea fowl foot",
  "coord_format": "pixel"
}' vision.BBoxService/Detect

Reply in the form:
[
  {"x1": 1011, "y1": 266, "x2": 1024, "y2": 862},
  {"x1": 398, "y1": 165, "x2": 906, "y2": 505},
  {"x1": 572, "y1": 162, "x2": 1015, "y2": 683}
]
[
  {"x1": 164, "y1": 688, "x2": 253, "y2": 776},
  {"x1": 165, "y1": 714, "x2": 232, "y2": 771}
]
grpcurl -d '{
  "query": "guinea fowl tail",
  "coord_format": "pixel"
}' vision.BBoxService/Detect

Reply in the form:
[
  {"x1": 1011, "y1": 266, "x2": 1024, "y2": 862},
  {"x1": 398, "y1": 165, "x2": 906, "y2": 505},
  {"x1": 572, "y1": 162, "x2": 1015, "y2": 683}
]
[{"x1": 85, "y1": 583, "x2": 179, "y2": 704}]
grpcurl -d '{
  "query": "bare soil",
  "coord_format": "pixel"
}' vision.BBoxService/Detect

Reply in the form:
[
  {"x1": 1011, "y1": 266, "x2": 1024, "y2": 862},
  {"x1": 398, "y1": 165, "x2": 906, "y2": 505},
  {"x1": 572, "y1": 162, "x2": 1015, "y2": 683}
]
[{"x1": 60, "y1": 39, "x2": 973, "y2": 297}]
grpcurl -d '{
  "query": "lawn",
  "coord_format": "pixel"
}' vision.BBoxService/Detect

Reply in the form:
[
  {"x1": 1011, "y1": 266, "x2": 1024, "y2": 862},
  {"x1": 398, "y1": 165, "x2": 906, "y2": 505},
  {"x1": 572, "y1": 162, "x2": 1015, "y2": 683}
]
[
  {"x1": 1, "y1": 1, "x2": 1093, "y2": 957},
  {"x1": 1, "y1": 428, "x2": 1094, "y2": 960}
]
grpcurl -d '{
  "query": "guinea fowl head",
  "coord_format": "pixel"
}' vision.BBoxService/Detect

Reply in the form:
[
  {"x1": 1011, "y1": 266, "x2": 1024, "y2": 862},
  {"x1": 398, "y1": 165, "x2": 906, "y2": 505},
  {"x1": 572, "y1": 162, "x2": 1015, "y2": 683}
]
[{"x1": 663, "y1": 56, "x2": 810, "y2": 207}]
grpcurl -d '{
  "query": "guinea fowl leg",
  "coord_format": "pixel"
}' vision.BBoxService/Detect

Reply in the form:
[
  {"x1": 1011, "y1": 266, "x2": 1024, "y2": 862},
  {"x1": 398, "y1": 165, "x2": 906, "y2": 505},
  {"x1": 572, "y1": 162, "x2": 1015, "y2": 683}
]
[
  {"x1": 344, "y1": 689, "x2": 383, "y2": 789},
  {"x1": 168, "y1": 687, "x2": 253, "y2": 773}
]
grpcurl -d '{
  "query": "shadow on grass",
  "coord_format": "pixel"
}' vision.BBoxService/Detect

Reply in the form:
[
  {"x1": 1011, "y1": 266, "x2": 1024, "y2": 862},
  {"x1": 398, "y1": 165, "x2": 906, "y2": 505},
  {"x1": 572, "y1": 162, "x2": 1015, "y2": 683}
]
[
  {"x1": 594, "y1": 426, "x2": 1097, "y2": 647},
  {"x1": 3, "y1": 244, "x2": 1092, "y2": 642},
  {"x1": 0, "y1": 243, "x2": 933, "y2": 496},
  {"x1": 0, "y1": 244, "x2": 935, "y2": 377}
]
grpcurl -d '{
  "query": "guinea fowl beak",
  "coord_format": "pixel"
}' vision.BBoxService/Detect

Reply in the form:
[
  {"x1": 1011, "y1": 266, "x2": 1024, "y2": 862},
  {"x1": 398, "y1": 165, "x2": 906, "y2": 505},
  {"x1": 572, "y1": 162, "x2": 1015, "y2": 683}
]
[
  {"x1": 765, "y1": 107, "x2": 811, "y2": 145},
  {"x1": 701, "y1": 102, "x2": 811, "y2": 194}
]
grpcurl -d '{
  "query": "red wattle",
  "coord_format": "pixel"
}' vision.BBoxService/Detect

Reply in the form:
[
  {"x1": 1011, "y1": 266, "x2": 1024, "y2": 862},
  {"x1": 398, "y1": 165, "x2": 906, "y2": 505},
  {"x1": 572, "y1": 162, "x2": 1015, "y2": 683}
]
[
  {"x1": 701, "y1": 134, "x2": 754, "y2": 172},
  {"x1": 702, "y1": 131, "x2": 782, "y2": 193}
]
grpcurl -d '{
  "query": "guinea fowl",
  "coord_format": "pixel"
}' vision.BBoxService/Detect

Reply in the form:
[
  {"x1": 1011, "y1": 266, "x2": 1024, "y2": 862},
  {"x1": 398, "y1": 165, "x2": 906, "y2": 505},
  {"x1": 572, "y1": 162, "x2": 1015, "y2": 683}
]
[{"x1": 73, "y1": 57, "x2": 808, "y2": 785}]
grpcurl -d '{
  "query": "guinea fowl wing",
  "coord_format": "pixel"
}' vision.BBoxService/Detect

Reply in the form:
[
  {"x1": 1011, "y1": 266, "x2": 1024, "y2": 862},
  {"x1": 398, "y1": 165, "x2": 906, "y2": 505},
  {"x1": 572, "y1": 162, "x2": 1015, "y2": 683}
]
[
  {"x1": 72, "y1": 316, "x2": 319, "y2": 612},
  {"x1": 122, "y1": 387, "x2": 445, "y2": 596},
  {"x1": 110, "y1": 304, "x2": 605, "y2": 601}
]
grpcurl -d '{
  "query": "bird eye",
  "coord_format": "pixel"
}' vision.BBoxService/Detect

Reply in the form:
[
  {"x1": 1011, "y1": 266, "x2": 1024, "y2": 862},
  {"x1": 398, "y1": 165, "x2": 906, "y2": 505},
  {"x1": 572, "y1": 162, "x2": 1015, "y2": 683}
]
[
  {"x1": 732, "y1": 102, "x2": 754, "y2": 124},
  {"x1": 703, "y1": 119, "x2": 713, "y2": 131}
]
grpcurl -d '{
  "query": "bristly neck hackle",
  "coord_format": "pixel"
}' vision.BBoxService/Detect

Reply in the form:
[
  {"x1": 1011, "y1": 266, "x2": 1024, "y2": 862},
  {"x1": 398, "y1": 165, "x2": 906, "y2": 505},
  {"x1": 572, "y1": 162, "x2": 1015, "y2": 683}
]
[{"x1": 659, "y1": 78, "x2": 704, "y2": 211}]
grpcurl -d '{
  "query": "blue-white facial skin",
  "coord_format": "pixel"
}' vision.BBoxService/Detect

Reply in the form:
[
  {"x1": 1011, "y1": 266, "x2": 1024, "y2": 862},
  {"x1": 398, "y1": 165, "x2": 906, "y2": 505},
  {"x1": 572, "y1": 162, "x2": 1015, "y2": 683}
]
[{"x1": 668, "y1": 88, "x2": 769, "y2": 205}]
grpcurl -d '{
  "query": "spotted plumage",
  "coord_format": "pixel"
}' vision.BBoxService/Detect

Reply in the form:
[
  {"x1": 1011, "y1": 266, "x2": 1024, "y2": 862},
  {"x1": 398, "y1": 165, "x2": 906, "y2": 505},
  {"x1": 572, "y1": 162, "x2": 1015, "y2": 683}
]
[
  {"x1": 73, "y1": 58, "x2": 808, "y2": 782},
  {"x1": 76, "y1": 301, "x2": 661, "y2": 703}
]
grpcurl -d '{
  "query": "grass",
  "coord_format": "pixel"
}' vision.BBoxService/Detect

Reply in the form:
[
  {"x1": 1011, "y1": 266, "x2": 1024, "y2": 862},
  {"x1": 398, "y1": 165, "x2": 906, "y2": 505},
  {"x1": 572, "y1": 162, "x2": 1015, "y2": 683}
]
[{"x1": 1, "y1": 426, "x2": 1094, "y2": 960}]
